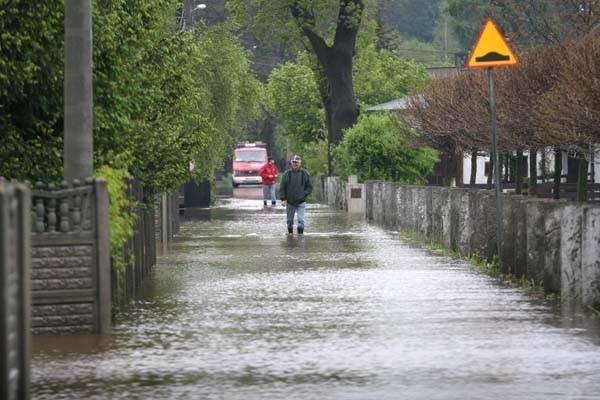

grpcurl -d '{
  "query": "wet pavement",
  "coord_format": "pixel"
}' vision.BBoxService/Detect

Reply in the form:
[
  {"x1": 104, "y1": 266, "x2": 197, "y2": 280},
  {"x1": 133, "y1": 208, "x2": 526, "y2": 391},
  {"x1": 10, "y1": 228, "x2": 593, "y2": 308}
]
[{"x1": 32, "y1": 191, "x2": 600, "y2": 399}]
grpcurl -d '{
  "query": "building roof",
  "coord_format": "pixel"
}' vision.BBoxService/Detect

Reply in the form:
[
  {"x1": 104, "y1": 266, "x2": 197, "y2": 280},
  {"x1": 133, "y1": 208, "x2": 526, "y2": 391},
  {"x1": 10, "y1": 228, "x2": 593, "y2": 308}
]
[
  {"x1": 364, "y1": 66, "x2": 462, "y2": 113},
  {"x1": 365, "y1": 94, "x2": 424, "y2": 113}
]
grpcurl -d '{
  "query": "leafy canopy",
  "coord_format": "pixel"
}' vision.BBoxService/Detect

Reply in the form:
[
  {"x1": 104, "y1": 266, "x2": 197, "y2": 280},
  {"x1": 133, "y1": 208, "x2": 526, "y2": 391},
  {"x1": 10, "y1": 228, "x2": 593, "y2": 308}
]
[
  {"x1": 1, "y1": 0, "x2": 261, "y2": 199},
  {"x1": 334, "y1": 113, "x2": 439, "y2": 183}
]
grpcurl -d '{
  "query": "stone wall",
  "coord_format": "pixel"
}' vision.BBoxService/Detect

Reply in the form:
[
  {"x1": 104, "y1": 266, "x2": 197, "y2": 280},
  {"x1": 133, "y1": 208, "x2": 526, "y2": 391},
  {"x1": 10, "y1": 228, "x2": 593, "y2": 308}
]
[
  {"x1": 319, "y1": 177, "x2": 600, "y2": 308},
  {"x1": 313, "y1": 176, "x2": 347, "y2": 211}
]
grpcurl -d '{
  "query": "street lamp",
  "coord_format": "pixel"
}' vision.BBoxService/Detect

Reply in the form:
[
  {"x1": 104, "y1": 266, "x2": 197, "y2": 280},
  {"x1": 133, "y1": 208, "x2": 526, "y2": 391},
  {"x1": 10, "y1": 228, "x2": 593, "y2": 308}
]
[{"x1": 182, "y1": 3, "x2": 207, "y2": 29}]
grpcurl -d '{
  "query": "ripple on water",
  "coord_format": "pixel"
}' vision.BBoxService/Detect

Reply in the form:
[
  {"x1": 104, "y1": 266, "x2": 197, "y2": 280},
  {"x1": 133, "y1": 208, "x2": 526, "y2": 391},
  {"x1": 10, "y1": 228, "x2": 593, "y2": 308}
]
[{"x1": 31, "y1": 197, "x2": 600, "y2": 400}]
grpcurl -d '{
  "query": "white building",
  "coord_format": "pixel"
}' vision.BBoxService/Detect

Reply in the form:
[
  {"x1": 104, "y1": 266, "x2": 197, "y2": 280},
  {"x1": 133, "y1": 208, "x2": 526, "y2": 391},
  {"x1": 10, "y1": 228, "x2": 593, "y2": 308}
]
[{"x1": 463, "y1": 150, "x2": 600, "y2": 186}]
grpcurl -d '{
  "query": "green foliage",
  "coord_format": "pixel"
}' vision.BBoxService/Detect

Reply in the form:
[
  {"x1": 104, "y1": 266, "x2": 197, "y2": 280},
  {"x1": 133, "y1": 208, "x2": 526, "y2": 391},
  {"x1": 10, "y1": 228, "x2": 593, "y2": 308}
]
[
  {"x1": 264, "y1": 59, "x2": 326, "y2": 143},
  {"x1": 387, "y1": 0, "x2": 442, "y2": 42},
  {"x1": 228, "y1": 0, "x2": 369, "y2": 48},
  {"x1": 264, "y1": 43, "x2": 429, "y2": 171},
  {"x1": 354, "y1": 45, "x2": 429, "y2": 107},
  {"x1": 0, "y1": 0, "x2": 64, "y2": 182},
  {"x1": 95, "y1": 166, "x2": 136, "y2": 294},
  {"x1": 445, "y1": 0, "x2": 490, "y2": 50},
  {"x1": 1, "y1": 0, "x2": 261, "y2": 199},
  {"x1": 334, "y1": 113, "x2": 438, "y2": 183}
]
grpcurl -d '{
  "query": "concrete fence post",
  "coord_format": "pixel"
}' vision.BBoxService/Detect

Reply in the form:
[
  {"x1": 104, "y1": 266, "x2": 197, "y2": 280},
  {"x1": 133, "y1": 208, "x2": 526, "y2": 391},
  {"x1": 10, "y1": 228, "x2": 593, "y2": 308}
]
[
  {"x1": 1, "y1": 182, "x2": 31, "y2": 400},
  {"x1": 94, "y1": 179, "x2": 111, "y2": 334},
  {"x1": 346, "y1": 175, "x2": 365, "y2": 215}
]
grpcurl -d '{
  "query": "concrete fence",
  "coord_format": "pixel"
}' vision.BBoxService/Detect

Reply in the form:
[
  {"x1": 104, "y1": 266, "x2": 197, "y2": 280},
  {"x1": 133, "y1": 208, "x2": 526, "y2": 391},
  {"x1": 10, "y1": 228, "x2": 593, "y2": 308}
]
[
  {"x1": 312, "y1": 176, "x2": 365, "y2": 214},
  {"x1": 112, "y1": 180, "x2": 157, "y2": 309},
  {"x1": 155, "y1": 192, "x2": 181, "y2": 251},
  {"x1": 0, "y1": 180, "x2": 31, "y2": 400},
  {"x1": 315, "y1": 177, "x2": 600, "y2": 308},
  {"x1": 31, "y1": 179, "x2": 111, "y2": 334}
]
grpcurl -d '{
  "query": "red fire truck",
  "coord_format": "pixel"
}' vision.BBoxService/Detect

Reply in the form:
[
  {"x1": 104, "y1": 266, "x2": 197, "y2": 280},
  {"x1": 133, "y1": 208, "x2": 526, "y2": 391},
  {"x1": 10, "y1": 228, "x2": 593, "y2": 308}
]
[{"x1": 232, "y1": 142, "x2": 268, "y2": 188}]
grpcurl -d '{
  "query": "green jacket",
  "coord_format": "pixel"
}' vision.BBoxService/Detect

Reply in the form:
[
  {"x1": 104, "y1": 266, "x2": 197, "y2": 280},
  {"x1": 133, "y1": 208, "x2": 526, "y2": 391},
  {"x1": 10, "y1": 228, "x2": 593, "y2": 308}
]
[{"x1": 280, "y1": 168, "x2": 312, "y2": 205}]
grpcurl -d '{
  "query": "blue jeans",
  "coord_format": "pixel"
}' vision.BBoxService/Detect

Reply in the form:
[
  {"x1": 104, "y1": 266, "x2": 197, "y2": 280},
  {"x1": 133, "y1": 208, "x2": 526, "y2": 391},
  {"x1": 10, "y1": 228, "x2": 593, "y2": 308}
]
[
  {"x1": 286, "y1": 202, "x2": 306, "y2": 229},
  {"x1": 263, "y1": 184, "x2": 276, "y2": 201}
]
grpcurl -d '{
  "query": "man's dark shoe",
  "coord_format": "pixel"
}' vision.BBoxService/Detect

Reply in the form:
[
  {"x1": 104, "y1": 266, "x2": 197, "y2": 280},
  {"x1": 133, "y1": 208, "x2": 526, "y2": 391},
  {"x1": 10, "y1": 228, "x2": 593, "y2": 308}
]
[
  {"x1": 288, "y1": 227, "x2": 293, "y2": 234},
  {"x1": 297, "y1": 227, "x2": 304, "y2": 234},
  {"x1": 263, "y1": 200, "x2": 267, "y2": 206},
  {"x1": 271, "y1": 201, "x2": 276, "y2": 206}
]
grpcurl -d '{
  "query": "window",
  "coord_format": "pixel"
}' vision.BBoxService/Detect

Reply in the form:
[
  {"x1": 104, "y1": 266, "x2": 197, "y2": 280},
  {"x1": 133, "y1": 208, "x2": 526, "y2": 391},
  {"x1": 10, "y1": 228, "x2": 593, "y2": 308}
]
[{"x1": 234, "y1": 150, "x2": 266, "y2": 162}]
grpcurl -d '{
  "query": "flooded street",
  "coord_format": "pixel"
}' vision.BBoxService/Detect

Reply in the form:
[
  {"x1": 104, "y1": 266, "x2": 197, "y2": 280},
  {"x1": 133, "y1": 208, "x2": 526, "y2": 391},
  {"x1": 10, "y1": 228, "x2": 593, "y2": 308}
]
[{"x1": 32, "y1": 192, "x2": 600, "y2": 399}]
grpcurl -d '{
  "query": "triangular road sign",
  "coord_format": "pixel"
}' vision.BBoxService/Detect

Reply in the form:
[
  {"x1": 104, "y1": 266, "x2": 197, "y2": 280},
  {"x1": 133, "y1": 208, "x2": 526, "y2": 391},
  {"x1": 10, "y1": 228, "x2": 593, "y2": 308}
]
[{"x1": 468, "y1": 19, "x2": 518, "y2": 68}]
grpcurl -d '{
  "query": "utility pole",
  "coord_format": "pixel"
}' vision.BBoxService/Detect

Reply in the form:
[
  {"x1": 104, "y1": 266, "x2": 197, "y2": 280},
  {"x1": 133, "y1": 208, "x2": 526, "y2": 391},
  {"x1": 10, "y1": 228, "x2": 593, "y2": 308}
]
[
  {"x1": 64, "y1": 0, "x2": 94, "y2": 182},
  {"x1": 183, "y1": 0, "x2": 193, "y2": 29}
]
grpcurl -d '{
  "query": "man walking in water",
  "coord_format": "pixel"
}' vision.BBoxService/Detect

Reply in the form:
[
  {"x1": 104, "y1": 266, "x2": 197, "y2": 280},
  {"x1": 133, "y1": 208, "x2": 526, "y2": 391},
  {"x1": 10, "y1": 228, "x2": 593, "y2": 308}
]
[
  {"x1": 259, "y1": 157, "x2": 278, "y2": 206},
  {"x1": 280, "y1": 155, "x2": 312, "y2": 234}
]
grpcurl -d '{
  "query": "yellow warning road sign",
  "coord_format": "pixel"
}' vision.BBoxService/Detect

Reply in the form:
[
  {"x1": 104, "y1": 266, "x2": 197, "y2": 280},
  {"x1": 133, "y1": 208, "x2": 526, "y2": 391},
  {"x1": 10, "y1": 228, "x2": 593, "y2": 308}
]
[{"x1": 467, "y1": 18, "x2": 518, "y2": 68}]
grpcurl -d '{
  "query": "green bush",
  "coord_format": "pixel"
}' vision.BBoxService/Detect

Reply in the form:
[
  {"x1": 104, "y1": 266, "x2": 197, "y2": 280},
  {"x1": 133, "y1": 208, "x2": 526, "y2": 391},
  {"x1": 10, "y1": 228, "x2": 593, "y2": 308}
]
[
  {"x1": 334, "y1": 113, "x2": 438, "y2": 183},
  {"x1": 95, "y1": 165, "x2": 136, "y2": 300}
]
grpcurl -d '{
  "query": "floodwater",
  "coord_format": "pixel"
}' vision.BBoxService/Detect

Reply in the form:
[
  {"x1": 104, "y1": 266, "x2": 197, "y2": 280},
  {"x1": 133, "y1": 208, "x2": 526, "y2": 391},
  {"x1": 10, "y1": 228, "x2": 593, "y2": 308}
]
[{"x1": 32, "y1": 189, "x2": 600, "y2": 399}]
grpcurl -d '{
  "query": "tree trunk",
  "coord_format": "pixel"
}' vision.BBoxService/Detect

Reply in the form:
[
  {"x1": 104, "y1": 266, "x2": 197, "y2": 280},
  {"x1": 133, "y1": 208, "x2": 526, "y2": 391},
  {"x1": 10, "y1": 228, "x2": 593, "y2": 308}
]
[
  {"x1": 455, "y1": 150, "x2": 464, "y2": 186},
  {"x1": 515, "y1": 150, "x2": 523, "y2": 195},
  {"x1": 577, "y1": 156, "x2": 589, "y2": 202},
  {"x1": 470, "y1": 151, "x2": 477, "y2": 186},
  {"x1": 292, "y1": 0, "x2": 363, "y2": 175},
  {"x1": 316, "y1": 74, "x2": 334, "y2": 176},
  {"x1": 529, "y1": 148, "x2": 537, "y2": 196},
  {"x1": 541, "y1": 150, "x2": 547, "y2": 183},
  {"x1": 443, "y1": 151, "x2": 460, "y2": 187},
  {"x1": 553, "y1": 149, "x2": 562, "y2": 200},
  {"x1": 326, "y1": 53, "x2": 358, "y2": 145},
  {"x1": 64, "y1": 0, "x2": 94, "y2": 182}
]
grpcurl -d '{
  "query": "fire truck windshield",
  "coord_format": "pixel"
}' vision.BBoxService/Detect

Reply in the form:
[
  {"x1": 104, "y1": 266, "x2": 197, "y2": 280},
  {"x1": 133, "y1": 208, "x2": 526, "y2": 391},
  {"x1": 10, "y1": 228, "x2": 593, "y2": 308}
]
[{"x1": 235, "y1": 150, "x2": 266, "y2": 162}]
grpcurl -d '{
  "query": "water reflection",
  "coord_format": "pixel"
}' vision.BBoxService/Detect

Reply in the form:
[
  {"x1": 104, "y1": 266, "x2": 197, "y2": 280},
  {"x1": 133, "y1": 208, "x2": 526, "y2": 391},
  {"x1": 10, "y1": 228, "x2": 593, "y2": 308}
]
[{"x1": 31, "y1": 198, "x2": 600, "y2": 400}]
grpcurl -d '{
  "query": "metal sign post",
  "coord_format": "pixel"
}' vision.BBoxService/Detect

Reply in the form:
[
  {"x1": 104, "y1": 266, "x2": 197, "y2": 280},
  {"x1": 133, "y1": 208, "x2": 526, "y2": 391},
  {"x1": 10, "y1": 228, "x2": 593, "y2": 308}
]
[
  {"x1": 467, "y1": 18, "x2": 518, "y2": 269},
  {"x1": 488, "y1": 67, "x2": 503, "y2": 267}
]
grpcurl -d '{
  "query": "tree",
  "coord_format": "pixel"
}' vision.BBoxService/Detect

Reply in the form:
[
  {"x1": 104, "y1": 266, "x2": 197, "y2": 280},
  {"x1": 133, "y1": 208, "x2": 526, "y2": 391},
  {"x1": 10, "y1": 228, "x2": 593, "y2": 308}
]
[
  {"x1": 264, "y1": 59, "x2": 326, "y2": 144},
  {"x1": 334, "y1": 113, "x2": 438, "y2": 183},
  {"x1": 228, "y1": 0, "x2": 366, "y2": 164},
  {"x1": 385, "y1": 0, "x2": 442, "y2": 42},
  {"x1": 1, "y1": 0, "x2": 261, "y2": 199},
  {"x1": 353, "y1": 45, "x2": 429, "y2": 107},
  {"x1": 0, "y1": 0, "x2": 64, "y2": 183},
  {"x1": 264, "y1": 39, "x2": 429, "y2": 177},
  {"x1": 446, "y1": 0, "x2": 600, "y2": 51},
  {"x1": 407, "y1": 70, "x2": 491, "y2": 186}
]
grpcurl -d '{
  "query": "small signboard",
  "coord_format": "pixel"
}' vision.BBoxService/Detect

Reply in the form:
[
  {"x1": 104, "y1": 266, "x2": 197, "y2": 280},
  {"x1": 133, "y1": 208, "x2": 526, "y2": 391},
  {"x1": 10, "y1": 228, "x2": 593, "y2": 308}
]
[{"x1": 467, "y1": 18, "x2": 518, "y2": 68}]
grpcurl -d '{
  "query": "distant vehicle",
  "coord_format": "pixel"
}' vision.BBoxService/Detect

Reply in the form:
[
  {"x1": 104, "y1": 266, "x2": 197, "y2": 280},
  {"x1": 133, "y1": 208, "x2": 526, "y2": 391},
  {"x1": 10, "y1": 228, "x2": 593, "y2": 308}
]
[{"x1": 232, "y1": 142, "x2": 268, "y2": 188}]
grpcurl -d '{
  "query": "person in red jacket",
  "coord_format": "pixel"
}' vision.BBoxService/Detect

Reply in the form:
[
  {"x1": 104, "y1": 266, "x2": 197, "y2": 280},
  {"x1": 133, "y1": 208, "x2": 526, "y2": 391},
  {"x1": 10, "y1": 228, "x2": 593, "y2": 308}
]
[{"x1": 259, "y1": 157, "x2": 278, "y2": 206}]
